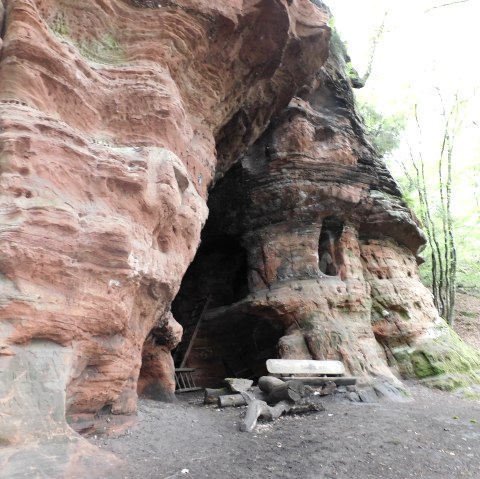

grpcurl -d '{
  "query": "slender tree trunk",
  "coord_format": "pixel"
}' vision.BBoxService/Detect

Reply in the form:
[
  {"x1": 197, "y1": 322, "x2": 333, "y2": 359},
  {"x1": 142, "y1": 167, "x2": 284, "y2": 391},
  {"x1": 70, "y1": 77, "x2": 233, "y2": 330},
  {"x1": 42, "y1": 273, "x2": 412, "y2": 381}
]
[{"x1": 404, "y1": 96, "x2": 462, "y2": 325}]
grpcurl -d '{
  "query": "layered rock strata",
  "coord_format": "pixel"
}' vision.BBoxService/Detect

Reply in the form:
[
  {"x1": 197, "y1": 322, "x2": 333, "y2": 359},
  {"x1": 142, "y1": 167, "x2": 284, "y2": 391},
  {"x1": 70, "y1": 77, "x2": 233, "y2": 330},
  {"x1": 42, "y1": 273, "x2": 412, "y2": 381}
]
[
  {"x1": 1, "y1": 0, "x2": 480, "y2": 476},
  {"x1": 175, "y1": 31, "x2": 480, "y2": 394},
  {"x1": 0, "y1": 0, "x2": 330, "y2": 475}
]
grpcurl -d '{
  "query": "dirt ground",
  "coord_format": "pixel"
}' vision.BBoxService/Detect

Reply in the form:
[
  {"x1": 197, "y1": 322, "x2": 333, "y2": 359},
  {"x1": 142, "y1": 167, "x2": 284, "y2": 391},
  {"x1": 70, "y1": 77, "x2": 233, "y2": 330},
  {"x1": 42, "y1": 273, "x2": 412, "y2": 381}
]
[
  {"x1": 455, "y1": 291, "x2": 480, "y2": 350},
  {"x1": 92, "y1": 383, "x2": 480, "y2": 479},
  {"x1": 91, "y1": 293, "x2": 480, "y2": 479}
]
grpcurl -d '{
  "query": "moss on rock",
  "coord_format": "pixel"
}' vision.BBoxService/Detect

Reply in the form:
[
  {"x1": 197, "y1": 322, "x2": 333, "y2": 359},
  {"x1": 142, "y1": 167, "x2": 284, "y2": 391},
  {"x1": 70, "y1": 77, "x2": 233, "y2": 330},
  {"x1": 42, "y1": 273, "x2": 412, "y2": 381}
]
[{"x1": 395, "y1": 323, "x2": 480, "y2": 392}]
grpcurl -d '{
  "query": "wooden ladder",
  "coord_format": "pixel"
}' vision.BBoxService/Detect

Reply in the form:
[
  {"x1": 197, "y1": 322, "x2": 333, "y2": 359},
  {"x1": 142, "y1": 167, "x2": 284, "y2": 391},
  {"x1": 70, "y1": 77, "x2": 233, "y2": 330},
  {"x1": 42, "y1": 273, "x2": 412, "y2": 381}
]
[
  {"x1": 179, "y1": 295, "x2": 211, "y2": 369},
  {"x1": 175, "y1": 295, "x2": 211, "y2": 392},
  {"x1": 174, "y1": 368, "x2": 202, "y2": 393}
]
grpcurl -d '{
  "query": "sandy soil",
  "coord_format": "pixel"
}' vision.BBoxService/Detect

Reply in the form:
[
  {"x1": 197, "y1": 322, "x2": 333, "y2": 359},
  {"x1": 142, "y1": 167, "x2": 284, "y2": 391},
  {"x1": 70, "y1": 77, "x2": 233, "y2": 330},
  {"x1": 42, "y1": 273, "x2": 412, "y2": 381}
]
[{"x1": 89, "y1": 292, "x2": 480, "y2": 479}]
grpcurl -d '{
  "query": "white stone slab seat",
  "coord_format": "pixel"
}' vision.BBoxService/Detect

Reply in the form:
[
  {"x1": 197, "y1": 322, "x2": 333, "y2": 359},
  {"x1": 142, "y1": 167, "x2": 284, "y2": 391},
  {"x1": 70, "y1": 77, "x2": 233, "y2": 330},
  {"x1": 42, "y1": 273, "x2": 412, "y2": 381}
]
[
  {"x1": 266, "y1": 359, "x2": 346, "y2": 376},
  {"x1": 265, "y1": 359, "x2": 357, "y2": 386}
]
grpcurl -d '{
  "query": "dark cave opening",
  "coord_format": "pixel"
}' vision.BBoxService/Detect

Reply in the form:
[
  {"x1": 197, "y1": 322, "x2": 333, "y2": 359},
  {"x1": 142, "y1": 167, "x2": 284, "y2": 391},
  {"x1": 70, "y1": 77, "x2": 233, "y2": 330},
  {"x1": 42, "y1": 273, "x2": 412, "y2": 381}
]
[
  {"x1": 171, "y1": 228, "x2": 283, "y2": 388},
  {"x1": 318, "y1": 216, "x2": 344, "y2": 276},
  {"x1": 172, "y1": 234, "x2": 250, "y2": 317}
]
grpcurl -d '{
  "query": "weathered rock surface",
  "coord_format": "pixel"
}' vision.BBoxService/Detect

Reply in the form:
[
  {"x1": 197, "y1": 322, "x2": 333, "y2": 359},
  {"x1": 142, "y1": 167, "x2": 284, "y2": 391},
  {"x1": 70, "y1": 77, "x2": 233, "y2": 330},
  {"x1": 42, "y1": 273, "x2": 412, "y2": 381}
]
[
  {"x1": 1, "y1": 0, "x2": 480, "y2": 476},
  {"x1": 174, "y1": 26, "x2": 480, "y2": 395},
  {"x1": 0, "y1": 0, "x2": 330, "y2": 474}
]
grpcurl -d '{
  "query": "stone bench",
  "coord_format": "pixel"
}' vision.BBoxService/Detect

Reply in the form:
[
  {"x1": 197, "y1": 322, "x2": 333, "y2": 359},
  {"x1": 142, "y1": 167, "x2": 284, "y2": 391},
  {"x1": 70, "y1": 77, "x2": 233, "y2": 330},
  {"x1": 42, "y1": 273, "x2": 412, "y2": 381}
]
[
  {"x1": 266, "y1": 359, "x2": 356, "y2": 386},
  {"x1": 266, "y1": 359, "x2": 346, "y2": 376}
]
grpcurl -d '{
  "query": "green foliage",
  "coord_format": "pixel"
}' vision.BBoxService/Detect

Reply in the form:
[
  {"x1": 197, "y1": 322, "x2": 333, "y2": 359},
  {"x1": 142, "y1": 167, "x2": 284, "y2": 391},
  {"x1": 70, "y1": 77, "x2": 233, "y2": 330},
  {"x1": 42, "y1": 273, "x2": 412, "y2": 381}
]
[
  {"x1": 418, "y1": 223, "x2": 480, "y2": 299},
  {"x1": 359, "y1": 102, "x2": 406, "y2": 157},
  {"x1": 452, "y1": 206, "x2": 480, "y2": 289},
  {"x1": 345, "y1": 61, "x2": 361, "y2": 84},
  {"x1": 390, "y1": 174, "x2": 417, "y2": 209},
  {"x1": 327, "y1": 15, "x2": 336, "y2": 29},
  {"x1": 403, "y1": 139, "x2": 480, "y2": 293}
]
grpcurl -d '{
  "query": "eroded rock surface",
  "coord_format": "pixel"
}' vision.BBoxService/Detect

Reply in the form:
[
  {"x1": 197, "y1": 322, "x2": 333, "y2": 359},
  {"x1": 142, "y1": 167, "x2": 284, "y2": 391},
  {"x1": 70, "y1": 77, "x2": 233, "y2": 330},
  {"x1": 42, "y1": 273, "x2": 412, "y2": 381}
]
[
  {"x1": 173, "y1": 30, "x2": 480, "y2": 396},
  {"x1": 0, "y1": 0, "x2": 330, "y2": 474},
  {"x1": 1, "y1": 0, "x2": 480, "y2": 476}
]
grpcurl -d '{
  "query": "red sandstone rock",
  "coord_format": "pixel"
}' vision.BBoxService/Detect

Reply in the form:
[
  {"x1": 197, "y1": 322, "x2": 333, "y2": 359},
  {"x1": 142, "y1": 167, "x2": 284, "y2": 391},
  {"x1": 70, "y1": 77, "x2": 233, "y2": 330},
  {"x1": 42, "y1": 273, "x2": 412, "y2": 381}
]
[
  {"x1": 2, "y1": 0, "x2": 480, "y2": 476},
  {"x1": 0, "y1": 0, "x2": 330, "y2": 474},
  {"x1": 174, "y1": 28, "x2": 480, "y2": 397}
]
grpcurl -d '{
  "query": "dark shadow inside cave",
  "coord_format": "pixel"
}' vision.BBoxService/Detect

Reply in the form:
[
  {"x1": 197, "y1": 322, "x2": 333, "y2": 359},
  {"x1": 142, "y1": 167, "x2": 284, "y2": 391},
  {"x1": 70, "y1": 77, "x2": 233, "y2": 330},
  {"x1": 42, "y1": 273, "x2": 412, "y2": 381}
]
[
  {"x1": 318, "y1": 216, "x2": 344, "y2": 276},
  {"x1": 172, "y1": 234, "x2": 249, "y2": 316},
  {"x1": 171, "y1": 226, "x2": 283, "y2": 388}
]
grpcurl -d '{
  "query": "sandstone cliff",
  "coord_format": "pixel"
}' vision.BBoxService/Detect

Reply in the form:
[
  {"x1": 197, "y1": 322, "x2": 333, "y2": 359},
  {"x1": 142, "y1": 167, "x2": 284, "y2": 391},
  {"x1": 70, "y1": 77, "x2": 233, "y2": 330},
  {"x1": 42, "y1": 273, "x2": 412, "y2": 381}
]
[
  {"x1": 174, "y1": 36, "x2": 480, "y2": 396},
  {"x1": 0, "y1": 0, "x2": 330, "y2": 475},
  {"x1": 0, "y1": 0, "x2": 479, "y2": 476}
]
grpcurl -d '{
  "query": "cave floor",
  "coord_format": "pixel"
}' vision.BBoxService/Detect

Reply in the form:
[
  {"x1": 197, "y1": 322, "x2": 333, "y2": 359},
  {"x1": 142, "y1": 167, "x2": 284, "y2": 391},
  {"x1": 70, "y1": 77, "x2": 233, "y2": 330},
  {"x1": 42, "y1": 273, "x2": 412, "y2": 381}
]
[{"x1": 91, "y1": 381, "x2": 480, "y2": 479}]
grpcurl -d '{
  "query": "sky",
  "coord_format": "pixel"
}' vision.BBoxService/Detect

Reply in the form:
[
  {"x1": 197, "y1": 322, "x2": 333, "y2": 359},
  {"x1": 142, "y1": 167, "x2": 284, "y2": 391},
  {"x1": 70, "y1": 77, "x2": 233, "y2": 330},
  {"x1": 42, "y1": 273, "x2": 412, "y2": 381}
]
[
  {"x1": 326, "y1": 0, "x2": 480, "y2": 112},
  {"x1": 325, "y1": 0, "x2": 480, "y2": 217}
]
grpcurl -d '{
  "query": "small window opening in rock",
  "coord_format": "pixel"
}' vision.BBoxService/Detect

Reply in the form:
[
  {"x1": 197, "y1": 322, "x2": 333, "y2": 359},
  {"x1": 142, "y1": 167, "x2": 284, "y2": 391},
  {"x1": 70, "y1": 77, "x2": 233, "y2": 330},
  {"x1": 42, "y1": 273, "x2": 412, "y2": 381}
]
[
  {"x1": 318, "y1": 217, "x2": 344, "y2": 276},
  {"x1": 96, "y1": 404, "x2": 112, "y2": 417}
]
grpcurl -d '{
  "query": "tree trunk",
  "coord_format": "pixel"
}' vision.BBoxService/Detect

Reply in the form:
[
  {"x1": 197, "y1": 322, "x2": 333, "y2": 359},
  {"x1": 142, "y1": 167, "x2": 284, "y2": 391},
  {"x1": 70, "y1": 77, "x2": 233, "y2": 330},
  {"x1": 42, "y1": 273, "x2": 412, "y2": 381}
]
[
  {"x1": 218, "y1": 394, "x2": 248, "y2": 407},
  {"x1": 257, "y1": 376, "x2": 284, "y2": 393},
  {"x1": 204, "y1": 388, "x2": 230, "y2": 404}
]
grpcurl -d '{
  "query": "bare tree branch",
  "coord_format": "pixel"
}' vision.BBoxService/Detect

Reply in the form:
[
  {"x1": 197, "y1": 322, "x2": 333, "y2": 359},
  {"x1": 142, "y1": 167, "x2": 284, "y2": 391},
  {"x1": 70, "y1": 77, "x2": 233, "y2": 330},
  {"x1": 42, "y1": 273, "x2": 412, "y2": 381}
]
[
  {"x1": 359, "y1": 11, "x2": 388, "y2": 86},
  {"x1": 424, "y1": 0, "x2": 470, "y2": 13},
  {"x1": 348, "y1": 10, "x2": 388, "y2": 88}
]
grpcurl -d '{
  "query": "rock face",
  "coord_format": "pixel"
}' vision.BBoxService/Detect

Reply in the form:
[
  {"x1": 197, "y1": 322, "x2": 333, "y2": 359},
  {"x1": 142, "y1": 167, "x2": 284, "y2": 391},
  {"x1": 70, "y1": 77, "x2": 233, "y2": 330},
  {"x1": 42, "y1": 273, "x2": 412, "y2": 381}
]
[
  {"x1": 1, "y1": 0, "x2": 479, "y2": 476},
  {"x1": 172, "y1": 33, "x2": 480, "y2": 393},
  {"x1": 0, "y1": 0, "x2": 330, "y2": 474}
]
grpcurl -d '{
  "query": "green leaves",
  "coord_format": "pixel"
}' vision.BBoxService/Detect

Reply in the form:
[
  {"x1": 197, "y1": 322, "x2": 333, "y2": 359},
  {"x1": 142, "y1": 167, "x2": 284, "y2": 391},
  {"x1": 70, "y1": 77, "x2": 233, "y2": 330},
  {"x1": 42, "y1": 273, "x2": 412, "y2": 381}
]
[{"x1": 358, "y1": 102, "x2": 406, "y2": 157}]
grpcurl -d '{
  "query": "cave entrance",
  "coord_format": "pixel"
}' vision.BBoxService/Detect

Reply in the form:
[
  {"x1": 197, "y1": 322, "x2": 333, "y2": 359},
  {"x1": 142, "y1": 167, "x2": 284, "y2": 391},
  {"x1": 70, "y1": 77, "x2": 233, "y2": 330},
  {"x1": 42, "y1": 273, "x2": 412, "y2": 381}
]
[
  {"x1": 318, "y1": 216, "x2": 344, "y2": 276},
  {"x1": 172, "y1": 234, "x2": 284, "y2": 388}
]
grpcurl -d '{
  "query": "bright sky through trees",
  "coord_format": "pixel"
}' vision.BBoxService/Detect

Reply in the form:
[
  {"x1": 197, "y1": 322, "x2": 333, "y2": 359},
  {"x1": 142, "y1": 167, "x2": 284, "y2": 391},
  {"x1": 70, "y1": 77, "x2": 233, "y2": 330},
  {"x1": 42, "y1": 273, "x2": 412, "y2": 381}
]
[
  {"x1": 327, "y1": 0, "x2": 480, "y2": 211},
  {"x1": 326, "y1": 0, "x2": 480, "y2": 108},
  {"x1": 326, "y1": 0, "x2": 480, "y2": 290}
]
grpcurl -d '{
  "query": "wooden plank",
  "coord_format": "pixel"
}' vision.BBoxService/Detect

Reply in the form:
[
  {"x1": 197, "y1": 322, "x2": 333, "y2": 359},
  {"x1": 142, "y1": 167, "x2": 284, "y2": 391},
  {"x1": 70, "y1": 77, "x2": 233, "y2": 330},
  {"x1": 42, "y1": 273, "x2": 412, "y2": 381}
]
[
  {"x1": 180, "y1": 295, "x2": 212, "y2": 368},
  {"x1": 175, "y1": 387, "x2": 203, "y2": 393},
  {"x1": 277, "y1": 376, "x2": 357, "y2": 386},
  {"x1": 266, "y1": 359, "x2": 345, "y2": 376}
]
